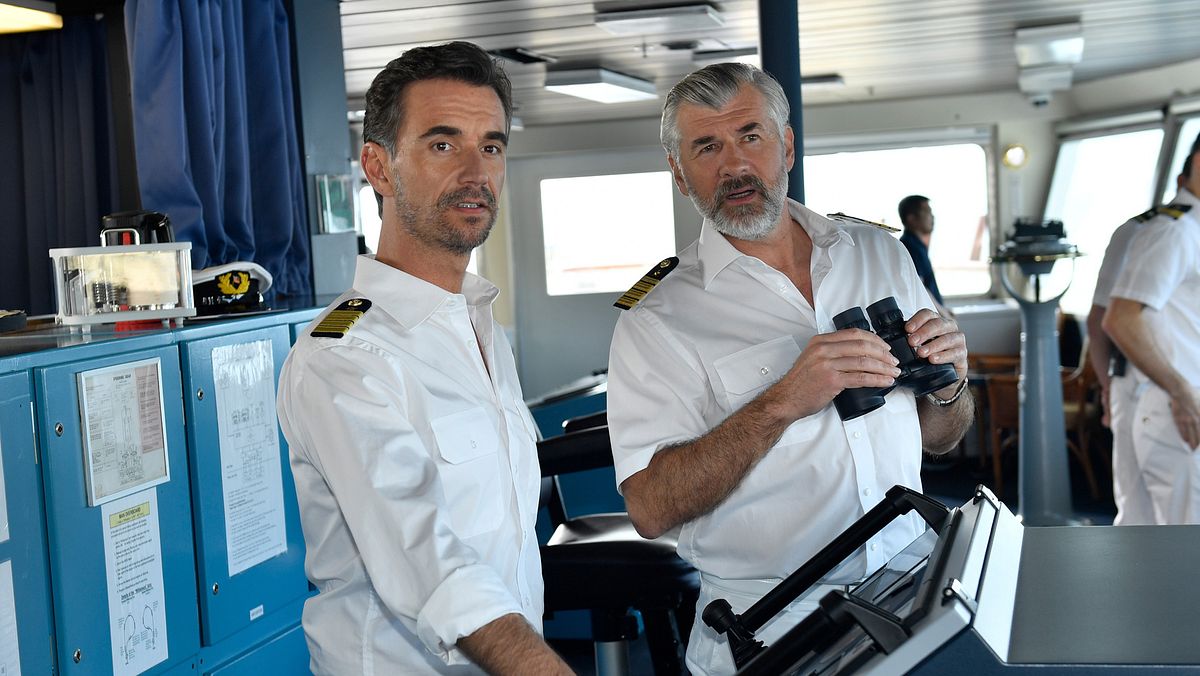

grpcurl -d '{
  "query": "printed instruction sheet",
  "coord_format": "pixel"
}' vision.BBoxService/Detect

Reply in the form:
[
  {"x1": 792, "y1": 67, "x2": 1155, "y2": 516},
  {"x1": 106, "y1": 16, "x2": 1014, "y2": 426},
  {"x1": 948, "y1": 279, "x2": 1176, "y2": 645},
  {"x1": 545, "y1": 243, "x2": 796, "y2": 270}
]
[
  {"x1": 102, "y1": 489, "x2": 168, "y2": 676},
  {"x1": 79, "y1": 359, "x2": 169, "y2": 506},
  {"x1": 0, "y1": 558, "x2": 20, "y2": 676},
  {"x1": 213, "y1": 340, "x2": 287, "y2": 576}
]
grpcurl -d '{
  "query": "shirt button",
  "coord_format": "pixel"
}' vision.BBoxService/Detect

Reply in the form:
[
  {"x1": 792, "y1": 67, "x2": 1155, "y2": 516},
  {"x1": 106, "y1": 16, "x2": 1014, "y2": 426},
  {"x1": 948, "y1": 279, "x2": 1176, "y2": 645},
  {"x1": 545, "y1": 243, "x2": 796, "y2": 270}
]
[
  {"x1": 470, "y1": 440, "x2": 477, "y2": 448},
  {"x1": 863, "y1": 487, "x2": 872, "y2": 497},
  {"x1": 760, "y1": 367, "x2": 770, "y2": 376},
  {"x1": 853, "y1": 431, "x2": 862, "y2": 439},
  {"x1": 870, "y1": 543, "x2": 878, "y2": 552}
]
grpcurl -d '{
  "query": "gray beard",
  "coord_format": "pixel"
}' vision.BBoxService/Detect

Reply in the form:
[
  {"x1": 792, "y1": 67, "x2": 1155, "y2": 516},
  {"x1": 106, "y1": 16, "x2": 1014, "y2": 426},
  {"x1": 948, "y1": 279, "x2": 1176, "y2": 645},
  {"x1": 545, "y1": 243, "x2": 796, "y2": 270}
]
[
  {"x1": 394, "y1": 184, "x2": 497, "y2": 255},
  {"x1": 688, "y1": 169, "x2": 788, "y2": 241}
]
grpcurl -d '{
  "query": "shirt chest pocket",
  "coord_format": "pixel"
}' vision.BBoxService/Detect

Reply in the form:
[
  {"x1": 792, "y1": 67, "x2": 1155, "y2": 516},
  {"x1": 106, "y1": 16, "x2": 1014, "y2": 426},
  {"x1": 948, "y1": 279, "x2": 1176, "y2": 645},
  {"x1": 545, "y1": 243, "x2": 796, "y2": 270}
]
[
  {"x1": 713, "y1": 336, "x2": 821, "y2": 445},
  {"x1": 430, "y1": 408, "x2": 504, "y2": 538}
]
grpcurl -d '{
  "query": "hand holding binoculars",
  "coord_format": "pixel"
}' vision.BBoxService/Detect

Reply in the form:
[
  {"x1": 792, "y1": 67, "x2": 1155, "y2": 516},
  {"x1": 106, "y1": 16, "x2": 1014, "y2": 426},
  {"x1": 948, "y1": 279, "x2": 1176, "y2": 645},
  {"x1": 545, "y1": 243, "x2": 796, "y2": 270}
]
[{"x1": 830, "y1": 297, "x2": 959, "y2": 420}]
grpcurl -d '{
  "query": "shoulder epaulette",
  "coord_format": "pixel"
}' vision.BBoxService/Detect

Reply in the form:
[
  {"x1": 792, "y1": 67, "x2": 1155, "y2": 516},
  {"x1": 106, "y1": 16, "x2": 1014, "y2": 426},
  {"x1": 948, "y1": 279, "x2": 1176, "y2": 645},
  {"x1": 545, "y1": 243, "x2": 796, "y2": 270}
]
[
  {"x1": 613, "y1": 257, "x2": 679, "y2": 310},
  {"x1": 1161, "y1": 203, "x2": 1193, "y2": 220},
  {"x1": 826, "y1": 212, "x2": 901, "y2": 233},
  {"x1": 1134, "y1": 204, "x2": 1193, "y2": 222},
  {"x1": 311, "y1": 298, "x2": 372, "y2": 338}
]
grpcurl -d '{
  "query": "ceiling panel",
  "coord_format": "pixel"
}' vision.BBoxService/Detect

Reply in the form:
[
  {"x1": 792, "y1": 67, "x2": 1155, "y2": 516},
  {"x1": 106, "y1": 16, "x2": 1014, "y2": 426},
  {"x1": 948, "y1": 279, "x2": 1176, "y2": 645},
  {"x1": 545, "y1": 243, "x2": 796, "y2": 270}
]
[{"x1": 339, "y1": 0, "x2": 1200, "y2": 125}]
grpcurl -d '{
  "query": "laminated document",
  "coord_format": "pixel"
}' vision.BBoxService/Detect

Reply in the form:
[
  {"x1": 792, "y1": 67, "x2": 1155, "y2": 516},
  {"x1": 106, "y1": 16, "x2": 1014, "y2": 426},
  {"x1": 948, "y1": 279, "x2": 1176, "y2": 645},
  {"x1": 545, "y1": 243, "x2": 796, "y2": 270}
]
[
  {"x1": 102, "y1": 489, "x2": 168, "y2": 676},
  {"x1": 0, "y1": 558, "x2": 20, "y2": 676}
]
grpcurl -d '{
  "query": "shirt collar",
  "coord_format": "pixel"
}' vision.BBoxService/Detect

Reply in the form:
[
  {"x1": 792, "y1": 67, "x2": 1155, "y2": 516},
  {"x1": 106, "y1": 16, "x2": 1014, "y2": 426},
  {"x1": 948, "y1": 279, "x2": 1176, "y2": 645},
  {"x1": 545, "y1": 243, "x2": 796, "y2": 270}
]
[
  {"x1": 697, "y1": 197, "x2": 854, "y2": 289},
  {"x1": 1172, "y1": 186, "x2": 1200, "y2": 211},
  {"x1": 351, "y1": 255, "x2": 498, "y2": 330}
]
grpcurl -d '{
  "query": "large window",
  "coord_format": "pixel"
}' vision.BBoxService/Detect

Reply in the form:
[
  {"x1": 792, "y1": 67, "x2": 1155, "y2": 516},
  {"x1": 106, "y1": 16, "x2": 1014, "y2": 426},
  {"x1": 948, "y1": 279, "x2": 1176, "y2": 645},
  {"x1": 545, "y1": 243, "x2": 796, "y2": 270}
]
[
  {"x1": 1162, "y1": 117, "x2": 1200, "y2": 204},
  {"x1": 803, "y1": 143, "x2": 992, "y2": 296},
  {"x1": 1044, "y1": 128, "x2": 1164, "y2": 316},
  {"x1": 539, "y1": 171, "x2": 676, "y2": 296}
]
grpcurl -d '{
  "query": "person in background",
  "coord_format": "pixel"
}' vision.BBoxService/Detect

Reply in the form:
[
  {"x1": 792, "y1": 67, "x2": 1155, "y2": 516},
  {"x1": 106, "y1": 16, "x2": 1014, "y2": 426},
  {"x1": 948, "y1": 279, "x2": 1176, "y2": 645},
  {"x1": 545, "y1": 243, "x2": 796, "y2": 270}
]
[
  {"x1": 897, "y1": 194, "x2": 952, "y2": 315},
  {"x1": 276, "y1": 42, "x2": 571, "y2": 675},
  {"x1": 1086, "y1": 208, "x2": 1159, "y2": 525},
  {"x1": 1103, "y1": 133, "x2": 1200, "y2": 525},
  {"x1": 606, "y1": 63, "x2": 973, "y2": 675}
]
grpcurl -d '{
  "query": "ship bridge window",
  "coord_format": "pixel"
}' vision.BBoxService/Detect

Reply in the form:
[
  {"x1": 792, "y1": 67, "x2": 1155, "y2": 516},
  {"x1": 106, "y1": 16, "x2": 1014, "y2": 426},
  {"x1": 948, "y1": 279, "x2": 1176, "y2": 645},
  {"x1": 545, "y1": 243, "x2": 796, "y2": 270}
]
[
  {"x1": 1044, "y1": 127, "x2": 1164, "y2": 316},
  {"x1": 1162, "y1": 116, "x2": 1200, "y2": 206},
  {"x1": 539, "y1": 171, "x2": 676, "y2": 297},
  {"x1": 802, "y1": 140, "x2": 992, "y2": 298}
]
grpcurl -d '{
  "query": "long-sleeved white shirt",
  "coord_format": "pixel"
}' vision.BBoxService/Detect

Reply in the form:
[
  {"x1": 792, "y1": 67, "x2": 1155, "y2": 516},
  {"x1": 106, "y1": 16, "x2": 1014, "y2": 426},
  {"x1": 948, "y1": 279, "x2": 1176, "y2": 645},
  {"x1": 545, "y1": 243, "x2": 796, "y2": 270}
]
[{"x1": 277, "y1": 255, "x2": 543, "y2": 674}]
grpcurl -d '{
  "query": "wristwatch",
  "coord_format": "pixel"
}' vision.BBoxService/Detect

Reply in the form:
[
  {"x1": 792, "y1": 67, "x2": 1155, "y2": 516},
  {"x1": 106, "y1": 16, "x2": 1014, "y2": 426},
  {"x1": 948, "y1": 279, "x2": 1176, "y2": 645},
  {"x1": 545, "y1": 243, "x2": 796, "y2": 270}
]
[{"x1": 927, "y1": 377, "x2": 968, "y2": 407}]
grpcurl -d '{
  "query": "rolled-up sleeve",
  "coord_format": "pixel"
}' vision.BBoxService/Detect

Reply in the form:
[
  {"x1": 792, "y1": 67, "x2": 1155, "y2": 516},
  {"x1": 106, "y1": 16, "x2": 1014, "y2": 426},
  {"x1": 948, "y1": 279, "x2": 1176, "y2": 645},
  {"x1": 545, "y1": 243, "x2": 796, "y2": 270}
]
[
  {"x1": 284, "y1": 341, "x2": 521, "y2": 665},
  {"x1": 608, "y1": 307, "x2": 712, "y2": 490}
]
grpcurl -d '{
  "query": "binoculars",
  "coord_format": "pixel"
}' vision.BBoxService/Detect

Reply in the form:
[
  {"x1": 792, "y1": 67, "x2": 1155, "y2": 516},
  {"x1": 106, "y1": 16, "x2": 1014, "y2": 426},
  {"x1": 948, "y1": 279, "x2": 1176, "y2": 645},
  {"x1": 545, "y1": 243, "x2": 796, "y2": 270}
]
[{"x1": 830, "y1": 297, "x2": 959, "y2": 421}]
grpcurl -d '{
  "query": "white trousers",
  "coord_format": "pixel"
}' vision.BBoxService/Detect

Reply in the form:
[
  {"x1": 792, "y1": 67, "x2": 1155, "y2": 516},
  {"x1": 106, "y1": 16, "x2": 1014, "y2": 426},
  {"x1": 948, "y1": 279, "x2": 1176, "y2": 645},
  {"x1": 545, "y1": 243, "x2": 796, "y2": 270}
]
[
  {"x1": 1132, "y1": 384, "x2": 1200, "y2": 524},
  {"x1": 1110, "y1": 375, "x2": 1155, "y2": 525},
  {"x1": 685, "y1": 575, "x2": 847, "y2": 676}
]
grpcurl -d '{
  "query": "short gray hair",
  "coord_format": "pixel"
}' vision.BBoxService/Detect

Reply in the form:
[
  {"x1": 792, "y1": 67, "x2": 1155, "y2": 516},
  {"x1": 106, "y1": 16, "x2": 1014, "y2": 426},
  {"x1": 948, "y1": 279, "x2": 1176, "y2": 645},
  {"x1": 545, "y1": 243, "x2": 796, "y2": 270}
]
[{"x1": 660, "y1": 63, "x2": 791, "y2": 160}]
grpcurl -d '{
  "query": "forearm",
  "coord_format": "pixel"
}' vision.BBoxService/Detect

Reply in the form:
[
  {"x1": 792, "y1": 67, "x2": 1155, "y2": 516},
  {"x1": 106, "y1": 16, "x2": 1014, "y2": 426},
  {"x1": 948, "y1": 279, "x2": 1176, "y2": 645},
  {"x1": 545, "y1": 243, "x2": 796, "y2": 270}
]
[
  {"x1": 1104, "y1": 299, "x2": 1189, "y2": 395},
  {"x1": 458, "y1": 614, "x2": 572, "y2": 676},
  {"x1": 621, "y1": 385, "x2": 796, "y2": 539},
  {"x1": 916, "y1": 388, "x2": 974, "y2": 454},
  {"x1": 1085, "y1": 305, "x2": 1112, "y2": 390}
]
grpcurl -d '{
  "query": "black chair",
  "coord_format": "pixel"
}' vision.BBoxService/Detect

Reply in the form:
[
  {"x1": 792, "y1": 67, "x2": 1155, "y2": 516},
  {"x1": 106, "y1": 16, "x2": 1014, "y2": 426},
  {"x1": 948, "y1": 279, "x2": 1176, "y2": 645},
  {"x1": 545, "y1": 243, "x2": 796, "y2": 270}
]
[{"x1": 538, "y1": 425, "x2": 700, "y2": 675}]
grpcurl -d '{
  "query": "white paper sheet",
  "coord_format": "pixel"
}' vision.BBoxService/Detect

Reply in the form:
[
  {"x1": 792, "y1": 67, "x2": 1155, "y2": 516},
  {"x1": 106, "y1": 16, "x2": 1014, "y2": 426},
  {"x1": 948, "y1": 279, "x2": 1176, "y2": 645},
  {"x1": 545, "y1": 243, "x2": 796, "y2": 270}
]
[
  {"x1": 0, "y1": 437, "x2": 8, "y2": 544},
  {"x1": 213, "y1": 340, "x2": 287, "y2": 577},
  {"x1": 0, "y1": 559, "x2": 20, "y2": 676},
  {"x1": 102, "y1": 489, "x2": 168, "y2": 676},
  {"x1": 78, "y1": 359, "x2": 170, "y2": 506}
]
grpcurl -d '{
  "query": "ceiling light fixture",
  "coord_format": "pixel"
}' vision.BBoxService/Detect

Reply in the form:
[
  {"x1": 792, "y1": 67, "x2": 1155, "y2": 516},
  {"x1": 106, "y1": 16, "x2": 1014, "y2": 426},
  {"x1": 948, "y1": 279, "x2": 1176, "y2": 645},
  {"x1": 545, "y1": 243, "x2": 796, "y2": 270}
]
[
  {"x1": 594, "y1": 4, "x2": 723, "y2": 36},
  {"x1": 1014, "y1": 22, "x2": 1084, "y2": 68},
  {"x1": 0, "y1": 0, "x2": 62, "y2": 34},
  {"x1": 544, "y1": 68, "x2": 657, "y2": 104}
]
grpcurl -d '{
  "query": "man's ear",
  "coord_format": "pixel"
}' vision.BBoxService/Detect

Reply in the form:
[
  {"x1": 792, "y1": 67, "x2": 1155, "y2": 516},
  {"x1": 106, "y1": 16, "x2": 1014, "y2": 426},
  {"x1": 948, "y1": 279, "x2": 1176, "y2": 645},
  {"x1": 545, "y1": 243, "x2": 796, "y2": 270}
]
[
  {"x1": 667, "y1": 154, "x2": 690, "y2": 197},
  {"x1": 783, "y1": 126, "x2": 795, "y2": 171},
  {"x1": 361, "y1": 142, "x2": 395, "y2": 198}
]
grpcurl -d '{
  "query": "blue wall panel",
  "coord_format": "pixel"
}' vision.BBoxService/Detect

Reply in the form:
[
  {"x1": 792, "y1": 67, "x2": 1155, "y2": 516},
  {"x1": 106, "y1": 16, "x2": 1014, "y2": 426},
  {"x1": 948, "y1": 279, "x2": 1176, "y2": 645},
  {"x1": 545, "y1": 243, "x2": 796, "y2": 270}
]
[
  {"x1": 35, "y1": 345, "x2": 200, "y2": 675},
  {"x1": 0, "y1": 371, "x2": 55, "y2": 674},
  {"x1": 179, "y1": 325, "x2": 308, "y2": 646}
]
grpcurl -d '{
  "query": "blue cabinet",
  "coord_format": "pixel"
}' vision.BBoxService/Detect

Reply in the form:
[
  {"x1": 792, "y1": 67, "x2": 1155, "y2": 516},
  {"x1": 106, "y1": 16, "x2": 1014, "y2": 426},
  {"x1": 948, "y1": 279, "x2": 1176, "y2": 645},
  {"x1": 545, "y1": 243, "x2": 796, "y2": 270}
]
[
  {"x1": 0, "y1": 370, "x2": 54, "y2": 674},
  {"x1": 35, "y1": 344, "x2": 200, "y2": 675},
  {"x1": 178, "y1": 326, "x2": 308, "y2": 647}
]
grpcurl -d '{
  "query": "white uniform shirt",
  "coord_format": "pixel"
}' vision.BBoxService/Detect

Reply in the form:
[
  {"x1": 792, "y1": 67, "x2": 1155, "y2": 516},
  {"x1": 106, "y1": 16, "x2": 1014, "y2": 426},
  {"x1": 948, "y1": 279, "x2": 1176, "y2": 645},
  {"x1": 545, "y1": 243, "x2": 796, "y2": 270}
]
[
  {"x1": 277, "y1": 255, "x2": 543, "y2": 675},
  {"x1": 608, "y1": 199, "x2": 933, "y2": 586},
  {"x1": 1093, "y1": 215, "x2": 1150, "y2": 308},
  {"x1": 1111, "y1": 188, "x2": 1200, "y2": 387}
]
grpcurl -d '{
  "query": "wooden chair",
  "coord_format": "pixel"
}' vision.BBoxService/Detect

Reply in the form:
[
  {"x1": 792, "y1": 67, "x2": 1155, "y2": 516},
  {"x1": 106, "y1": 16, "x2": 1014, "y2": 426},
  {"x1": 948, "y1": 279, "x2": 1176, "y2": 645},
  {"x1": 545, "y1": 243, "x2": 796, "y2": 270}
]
[
  {"x1": 982, "y1": 368, "x2": 1102, "y2": 501},
  {"x1": 967, "y1": 354, "x2": 1021, "y2": 469}
]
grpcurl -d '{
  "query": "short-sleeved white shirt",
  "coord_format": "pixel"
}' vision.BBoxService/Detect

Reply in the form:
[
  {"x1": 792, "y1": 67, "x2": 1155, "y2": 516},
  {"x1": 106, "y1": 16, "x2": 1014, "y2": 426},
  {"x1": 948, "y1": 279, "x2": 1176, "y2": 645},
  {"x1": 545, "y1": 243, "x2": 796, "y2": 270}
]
[
  {"x1": 1093, "y1": 214, "x2": 1151, "y2": 308},
  {"x1": 608, "y1": 199, "x2": 935, "y2": 584},
  {"x1": 1111, "y1": 188, "x2": 1200, "y2": 387},
  {"x1": 277, "y1": 256, "x2": 543, "y2": 674}
]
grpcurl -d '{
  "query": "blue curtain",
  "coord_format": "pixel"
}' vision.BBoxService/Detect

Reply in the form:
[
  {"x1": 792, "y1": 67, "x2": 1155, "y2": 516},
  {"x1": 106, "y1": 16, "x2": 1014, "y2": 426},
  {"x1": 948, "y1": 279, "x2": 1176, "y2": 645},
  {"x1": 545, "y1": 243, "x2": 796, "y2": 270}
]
[
  {"x1": 0, "y1": 18, "x2": 120, "y2": 315},
  {"x1": 125, "y1": 0, "x2": 311, "y2": 297}
]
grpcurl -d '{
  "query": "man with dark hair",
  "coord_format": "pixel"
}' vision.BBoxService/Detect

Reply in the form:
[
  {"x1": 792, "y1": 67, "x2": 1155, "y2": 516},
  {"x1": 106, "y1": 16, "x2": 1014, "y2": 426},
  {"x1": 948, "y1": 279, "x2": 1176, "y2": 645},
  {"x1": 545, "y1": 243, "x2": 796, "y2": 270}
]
[
  {"x1": 277, "y1": 42, "x2": 571, "y2": 674},
  {"x1": 1104, "y1": 133, "x2": 1200, "y2": 525},
  {"x1": 897, "y1": 194, "x2": 947, "y2": 308},
  {"x1": 607, "y1": 63, "x2": 973, "y2": 675}
]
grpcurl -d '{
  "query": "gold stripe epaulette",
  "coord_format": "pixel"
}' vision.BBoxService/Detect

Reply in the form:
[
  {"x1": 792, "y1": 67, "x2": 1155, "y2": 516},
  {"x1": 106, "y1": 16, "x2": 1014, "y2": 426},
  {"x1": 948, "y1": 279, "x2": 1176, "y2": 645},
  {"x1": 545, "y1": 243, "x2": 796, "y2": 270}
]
[
  {"x1": 613, "y1": 257, "x2": 679, "y2": 310},
  {"x1": 312, "y1": 298, "x2": 372, "y2": 338}
]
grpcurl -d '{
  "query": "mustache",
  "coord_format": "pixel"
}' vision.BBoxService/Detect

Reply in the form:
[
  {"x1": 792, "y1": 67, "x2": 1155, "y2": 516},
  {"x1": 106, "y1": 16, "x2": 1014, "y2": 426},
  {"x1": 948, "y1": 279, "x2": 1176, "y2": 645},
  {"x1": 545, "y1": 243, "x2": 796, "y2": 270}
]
[
  {"x1": 438, "y1": 187, "x2": 497, "y2": 211},
  {"x1": 715, "y1": 175, "x2": 768, "y2": 202}
]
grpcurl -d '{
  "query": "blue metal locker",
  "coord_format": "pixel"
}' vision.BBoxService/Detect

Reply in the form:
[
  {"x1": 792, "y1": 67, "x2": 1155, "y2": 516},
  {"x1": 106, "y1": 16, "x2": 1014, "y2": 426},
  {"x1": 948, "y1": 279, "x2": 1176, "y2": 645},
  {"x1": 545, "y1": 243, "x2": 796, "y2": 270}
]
[
  {"x1": 34, "y1": 341, "x2": 201, "y2": 675},
  {"x1": 0, "y1": 369, "x2": 55, "y2": 674},
  {"x1": 177, "y1": 323, "x2": 308, "y2": 648}
]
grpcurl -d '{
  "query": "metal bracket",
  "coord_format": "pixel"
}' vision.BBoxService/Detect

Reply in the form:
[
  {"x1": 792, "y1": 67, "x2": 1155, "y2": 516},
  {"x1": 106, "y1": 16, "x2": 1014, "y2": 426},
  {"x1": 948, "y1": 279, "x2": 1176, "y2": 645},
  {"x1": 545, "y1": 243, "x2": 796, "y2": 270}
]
[
  {"x1": 942, "y1": 577, "x2": 979, "y2": 614},
  {"x1": 972, "y1": 484, "x2": 1001, "y2": 511}
]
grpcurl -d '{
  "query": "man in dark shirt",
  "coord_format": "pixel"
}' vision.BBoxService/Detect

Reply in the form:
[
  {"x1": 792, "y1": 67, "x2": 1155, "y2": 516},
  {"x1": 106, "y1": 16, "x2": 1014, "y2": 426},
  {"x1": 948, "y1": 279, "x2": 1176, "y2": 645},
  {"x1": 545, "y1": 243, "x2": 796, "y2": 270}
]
[{"x1": 898, "y1": 194, "x2": 948, "y2": 311}]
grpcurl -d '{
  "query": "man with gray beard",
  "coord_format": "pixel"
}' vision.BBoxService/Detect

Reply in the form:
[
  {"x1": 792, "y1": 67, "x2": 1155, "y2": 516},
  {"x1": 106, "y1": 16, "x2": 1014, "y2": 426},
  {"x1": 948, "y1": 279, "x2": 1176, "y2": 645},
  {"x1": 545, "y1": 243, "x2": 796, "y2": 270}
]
[
  {"x1": 606, "y1": 63, "x2": 973, "y2": 675},
  {"x1": 277, "y1": 42, "x2": 571, "y2": 675}
]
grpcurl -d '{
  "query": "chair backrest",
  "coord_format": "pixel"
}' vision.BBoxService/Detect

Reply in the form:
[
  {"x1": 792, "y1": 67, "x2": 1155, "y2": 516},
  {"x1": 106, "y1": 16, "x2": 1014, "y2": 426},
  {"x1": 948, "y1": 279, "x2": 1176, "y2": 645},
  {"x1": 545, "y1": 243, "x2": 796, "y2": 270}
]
[
  {"x1": 562, "y1": 410, "x2": 607, "y2": 434},
  {"x1": 984, "y1": 373, "x2": 1021, "y2": 429},
  {"x1": 969, "y1": 353, "x2": 1020, "y2": 375},
  {"x1": 537, "y1": 425, "x2": 614, "y2": 527}
]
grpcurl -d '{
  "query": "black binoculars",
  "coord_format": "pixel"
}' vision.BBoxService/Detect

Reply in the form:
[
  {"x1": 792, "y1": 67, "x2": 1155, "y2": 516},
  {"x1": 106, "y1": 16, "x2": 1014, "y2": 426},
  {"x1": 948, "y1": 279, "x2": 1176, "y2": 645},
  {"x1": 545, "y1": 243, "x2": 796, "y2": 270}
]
[{"x1": 830, "y1": 297, "x2": 959, "y2": 421}]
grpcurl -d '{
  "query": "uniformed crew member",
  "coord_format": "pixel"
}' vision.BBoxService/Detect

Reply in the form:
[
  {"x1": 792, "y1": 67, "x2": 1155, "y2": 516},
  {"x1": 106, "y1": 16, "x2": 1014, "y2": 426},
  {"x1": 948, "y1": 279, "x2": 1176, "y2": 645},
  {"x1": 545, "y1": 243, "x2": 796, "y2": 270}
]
[
  {"x1": 606, "y1": 63, "x2": 974, "y2": 675},
  {"x1": 897, "y1": 194, "x2": 949, "y2": 312},
  {"x1": 1104, "y1": 133, "x2": 1200, "y2": 525},
  {"x1": 1086, "y1": 209, "x2": 1157, "y2": 525},
  {"x1": 276, "y1": 42, "x2": 571, "y2": 675}
]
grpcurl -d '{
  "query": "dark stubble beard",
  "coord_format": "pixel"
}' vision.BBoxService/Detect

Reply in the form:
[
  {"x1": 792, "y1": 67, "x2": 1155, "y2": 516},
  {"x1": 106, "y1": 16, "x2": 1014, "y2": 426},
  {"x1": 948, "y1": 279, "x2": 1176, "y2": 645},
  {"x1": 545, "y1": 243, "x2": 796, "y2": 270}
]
[
  {"x1": 394, "y1": 184, "x2": 498, "y2": 256},
  {"x1": 686, "y1": 165, "x2": 788, "y2": 241}
]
